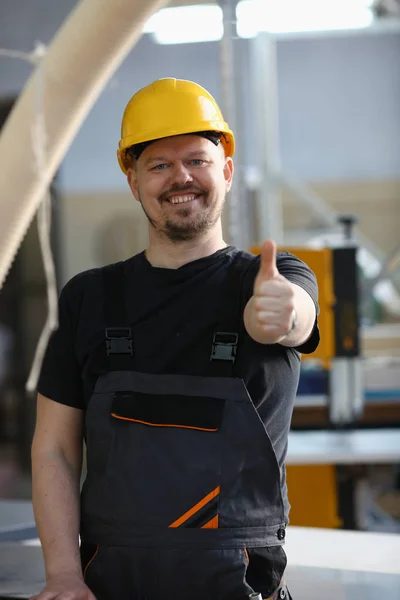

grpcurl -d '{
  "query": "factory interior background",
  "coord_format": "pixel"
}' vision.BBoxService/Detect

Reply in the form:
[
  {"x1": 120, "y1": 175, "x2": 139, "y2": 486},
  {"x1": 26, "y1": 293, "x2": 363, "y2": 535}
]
[{"x1": 0, "y1": 0, "x2": 399, "y2": 597}]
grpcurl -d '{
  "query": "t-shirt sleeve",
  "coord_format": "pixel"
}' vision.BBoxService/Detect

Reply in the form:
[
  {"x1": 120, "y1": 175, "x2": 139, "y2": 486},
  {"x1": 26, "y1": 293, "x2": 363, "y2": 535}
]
[
  {"x1": 37, "y1": 276, "x2": 84, "y2": 409},
  {"x1": 276, "y1": 251, "x2": 320, "y2": 354}
]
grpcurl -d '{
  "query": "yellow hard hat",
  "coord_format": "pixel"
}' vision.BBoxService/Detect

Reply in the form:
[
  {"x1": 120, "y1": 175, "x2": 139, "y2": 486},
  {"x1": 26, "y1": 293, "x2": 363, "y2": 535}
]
[{"x1": 117, "y1": 78, "x2": 235, "y2": 174}]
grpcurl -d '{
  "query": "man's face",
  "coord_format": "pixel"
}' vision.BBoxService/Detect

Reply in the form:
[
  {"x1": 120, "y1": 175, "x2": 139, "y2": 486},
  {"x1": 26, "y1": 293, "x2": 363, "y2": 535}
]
[{"x1": 127, "y1": 135, "x2": 234, "y2": 242}]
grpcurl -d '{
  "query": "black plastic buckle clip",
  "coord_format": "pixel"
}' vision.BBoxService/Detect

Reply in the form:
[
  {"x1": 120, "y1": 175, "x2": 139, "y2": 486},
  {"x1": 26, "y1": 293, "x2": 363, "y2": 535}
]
[
  {"x1": 105, "y1": 327, "x2": 133, "y2": 355},
  {"x1": 210, "y1": 332, "x2": 238, "y2": 363}
]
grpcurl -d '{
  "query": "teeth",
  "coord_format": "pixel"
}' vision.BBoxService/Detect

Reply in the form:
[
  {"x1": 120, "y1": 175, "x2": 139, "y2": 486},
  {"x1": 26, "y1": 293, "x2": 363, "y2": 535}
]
[{"x1": 169, "y1": 195, "x2": 196, "y2": 204}]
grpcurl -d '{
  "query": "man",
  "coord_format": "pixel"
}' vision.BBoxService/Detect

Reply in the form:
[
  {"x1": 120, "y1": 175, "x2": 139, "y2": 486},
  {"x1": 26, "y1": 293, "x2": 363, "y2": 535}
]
[{"x1": 31, "y1": 78, "x2": 319, "y2": 600}]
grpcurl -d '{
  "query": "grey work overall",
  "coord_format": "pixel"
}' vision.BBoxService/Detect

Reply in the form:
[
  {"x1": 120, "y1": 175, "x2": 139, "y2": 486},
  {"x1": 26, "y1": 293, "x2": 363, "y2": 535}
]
[{"x1": 80, "y1": 255, "x2": 292, "y2": 600}]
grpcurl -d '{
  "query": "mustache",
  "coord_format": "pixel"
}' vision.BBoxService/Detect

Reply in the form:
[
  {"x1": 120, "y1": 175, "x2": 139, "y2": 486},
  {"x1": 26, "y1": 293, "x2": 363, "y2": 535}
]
[{"x1": 158, "y1": 185, "x2": 207, "y2": 203}]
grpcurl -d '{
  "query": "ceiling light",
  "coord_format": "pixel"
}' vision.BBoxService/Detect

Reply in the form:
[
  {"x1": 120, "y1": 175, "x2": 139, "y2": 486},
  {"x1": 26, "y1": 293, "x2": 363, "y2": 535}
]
[
  {"x1": 143, "y1": 5, "x2": 224, "y2": 45},
  {"x1": 236, "y1": 0, "x2": 374, "y2": 38}
]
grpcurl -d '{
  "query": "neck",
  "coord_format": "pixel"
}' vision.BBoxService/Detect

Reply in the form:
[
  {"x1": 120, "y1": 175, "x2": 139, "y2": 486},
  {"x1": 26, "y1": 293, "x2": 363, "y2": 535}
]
[{"x1": 145, "y1": 223, "x2": 227, "y2": 269}]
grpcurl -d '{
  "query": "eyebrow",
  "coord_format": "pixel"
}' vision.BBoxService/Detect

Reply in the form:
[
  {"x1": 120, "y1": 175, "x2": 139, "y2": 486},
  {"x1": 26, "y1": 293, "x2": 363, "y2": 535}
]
[
  {"x1": 144, "y1": 156, "x2": 168, "y2": 165},
  {"x1": 144, "y1": 150, "x2": 210, "y2": 166}
]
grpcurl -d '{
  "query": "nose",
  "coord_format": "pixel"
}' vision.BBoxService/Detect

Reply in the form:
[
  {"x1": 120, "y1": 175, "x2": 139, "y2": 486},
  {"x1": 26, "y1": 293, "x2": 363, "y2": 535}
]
[{"x1": 170, "y1": 161, "x2": 193, "y2": 186}]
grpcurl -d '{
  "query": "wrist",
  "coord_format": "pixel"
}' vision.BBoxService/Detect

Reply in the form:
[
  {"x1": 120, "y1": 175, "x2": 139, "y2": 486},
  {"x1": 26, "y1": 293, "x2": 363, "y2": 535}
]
[{"x1": 46, "y1": 563, "x2": 84, "y2": 582}]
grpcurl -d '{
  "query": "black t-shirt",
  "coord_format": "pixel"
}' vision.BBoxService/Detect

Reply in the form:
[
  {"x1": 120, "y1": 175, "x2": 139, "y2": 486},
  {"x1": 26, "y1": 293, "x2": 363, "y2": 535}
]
[
  {"x1": 38, "y1": 246, "x2": 319, "y2": 416},
  {"x1": 37, "y1": 245, "x2": 319, "y2": 586}
]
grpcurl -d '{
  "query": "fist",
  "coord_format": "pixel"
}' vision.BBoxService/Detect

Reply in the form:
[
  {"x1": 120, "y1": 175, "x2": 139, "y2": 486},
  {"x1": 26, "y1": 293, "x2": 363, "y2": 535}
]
[{"x1": 252, "y1": 240, "x2": 295, "y2": 339}]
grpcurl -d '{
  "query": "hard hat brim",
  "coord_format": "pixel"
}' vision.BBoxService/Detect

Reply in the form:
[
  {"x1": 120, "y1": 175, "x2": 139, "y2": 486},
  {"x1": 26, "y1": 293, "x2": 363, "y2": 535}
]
[{"x1": 117, "y1": 129, "x2": 234, "y2": 174}]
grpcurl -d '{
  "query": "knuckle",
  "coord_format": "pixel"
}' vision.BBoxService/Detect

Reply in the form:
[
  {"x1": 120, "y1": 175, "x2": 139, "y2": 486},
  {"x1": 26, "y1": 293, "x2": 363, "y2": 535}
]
[
  {"x1": 254, "y1": 297, "x2": 264, "y2": 311},
  {"x1": 257, "y1": 311, "x2": 268, "y2": 323}
]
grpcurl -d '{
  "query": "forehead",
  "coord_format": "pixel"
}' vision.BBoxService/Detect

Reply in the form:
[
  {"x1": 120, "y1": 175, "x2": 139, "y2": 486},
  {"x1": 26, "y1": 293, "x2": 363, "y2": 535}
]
[{"x1": 140, "y1": 134, "x2": 222, "y2": 163}]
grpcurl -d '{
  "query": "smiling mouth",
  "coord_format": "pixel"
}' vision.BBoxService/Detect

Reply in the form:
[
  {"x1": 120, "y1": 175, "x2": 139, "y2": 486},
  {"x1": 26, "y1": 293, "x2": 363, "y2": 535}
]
[{"x1": 167, "y1": 193, "x2": 200, "y2": 205}]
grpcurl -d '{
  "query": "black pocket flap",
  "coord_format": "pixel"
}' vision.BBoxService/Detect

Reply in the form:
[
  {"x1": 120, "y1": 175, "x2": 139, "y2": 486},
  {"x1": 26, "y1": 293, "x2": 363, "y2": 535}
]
[{"x1": 111, "y1": 391, "x2": 224, "y2": 432}]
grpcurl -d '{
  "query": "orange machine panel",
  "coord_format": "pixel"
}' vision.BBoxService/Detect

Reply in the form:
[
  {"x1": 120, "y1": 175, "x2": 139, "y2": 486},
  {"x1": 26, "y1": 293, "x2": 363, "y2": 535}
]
[{"x1": 286, "y1": 464, "x2": 342, "y2": 529}]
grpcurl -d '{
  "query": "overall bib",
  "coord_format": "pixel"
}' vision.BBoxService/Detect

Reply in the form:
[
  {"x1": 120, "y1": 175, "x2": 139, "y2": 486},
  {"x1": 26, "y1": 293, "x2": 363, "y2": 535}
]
[{"x1": 80, "y1": 255, "x2": 292, "y2": 600}]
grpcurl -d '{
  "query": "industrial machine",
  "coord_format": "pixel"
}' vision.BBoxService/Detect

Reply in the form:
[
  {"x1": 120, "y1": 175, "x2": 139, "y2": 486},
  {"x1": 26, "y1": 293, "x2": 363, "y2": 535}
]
[
  {"x1": 250, "y1": 216, "x2": 363, "y2": 429},
  {"x1": 251, "y1": 218, "x2": 373, "y2": 530}
]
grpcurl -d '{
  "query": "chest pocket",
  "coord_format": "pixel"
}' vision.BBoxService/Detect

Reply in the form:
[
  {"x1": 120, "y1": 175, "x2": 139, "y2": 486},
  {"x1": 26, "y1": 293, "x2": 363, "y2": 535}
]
[{"x1": 111, "y1": 391, "x2": 225, "y2": 432}]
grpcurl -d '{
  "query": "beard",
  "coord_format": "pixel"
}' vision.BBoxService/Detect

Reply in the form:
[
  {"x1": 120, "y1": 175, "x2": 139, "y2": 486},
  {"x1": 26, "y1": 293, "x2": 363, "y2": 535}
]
[
  {"x1": 139, "y1": 186, "x2": 223, "y2": 242},
  {"x1": 162, "y1": 204, "x2": 221, "y2": 241}
]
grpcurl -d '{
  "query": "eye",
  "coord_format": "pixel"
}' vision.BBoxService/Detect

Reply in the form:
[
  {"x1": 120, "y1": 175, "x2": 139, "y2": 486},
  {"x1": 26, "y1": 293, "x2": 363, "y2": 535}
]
[
  {"x1": 190, "y1": 159, "x2": 207, "y2": 166},
  {"x1": 151, "y1": 163, "x2": 168, "y2": 171}
]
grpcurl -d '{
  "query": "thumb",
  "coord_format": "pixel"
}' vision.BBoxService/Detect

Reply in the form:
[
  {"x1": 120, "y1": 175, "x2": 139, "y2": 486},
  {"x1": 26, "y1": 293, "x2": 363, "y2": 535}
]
[{"x1": 258, "y1": 240, "x2": 278, "y2": 280}]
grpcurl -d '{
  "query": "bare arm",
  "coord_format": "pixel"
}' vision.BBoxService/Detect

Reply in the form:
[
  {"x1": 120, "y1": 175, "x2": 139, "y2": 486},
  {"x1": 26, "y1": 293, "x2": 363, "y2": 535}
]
[{"x1": 31, "y1": 393, "x2": 84, "y2": 582}]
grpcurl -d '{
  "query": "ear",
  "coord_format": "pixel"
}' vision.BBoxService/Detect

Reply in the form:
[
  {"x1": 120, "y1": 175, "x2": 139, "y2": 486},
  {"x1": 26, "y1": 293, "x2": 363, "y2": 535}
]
[
  {"x1": 223, "y1": 157, "x2": 234, "y2": 192},
  {"x1": 127, "y1": 167, "x2": 140, "y2": 202}
]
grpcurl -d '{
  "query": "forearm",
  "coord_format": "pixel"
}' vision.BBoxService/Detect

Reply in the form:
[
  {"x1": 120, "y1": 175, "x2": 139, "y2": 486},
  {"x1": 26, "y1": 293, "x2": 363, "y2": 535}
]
[
  {"x1": 244, "y1": 283, "x2": 316, "y2": 346},
  {"x1": 32, "y1": 447, "x2": 82, "y2": 581}
]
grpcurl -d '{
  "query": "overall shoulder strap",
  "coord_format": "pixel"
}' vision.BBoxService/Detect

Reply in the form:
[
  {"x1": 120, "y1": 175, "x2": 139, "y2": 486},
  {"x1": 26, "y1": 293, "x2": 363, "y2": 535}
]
[
  {"x1": 209, "y1": 251, "x2": 254, "y2": 377},
  {"x1": 102, "y1": 261, "x2": 134, "y2": 371}
]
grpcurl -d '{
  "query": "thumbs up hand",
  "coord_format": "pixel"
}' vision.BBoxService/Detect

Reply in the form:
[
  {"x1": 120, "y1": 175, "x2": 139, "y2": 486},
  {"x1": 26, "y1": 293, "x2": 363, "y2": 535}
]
[
  {"x1": 245, "y1": 240, "x2": 296, "y2": 344},
  {"x1": 254, "y1": 239, "x2": 281, "y2": 287}
]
